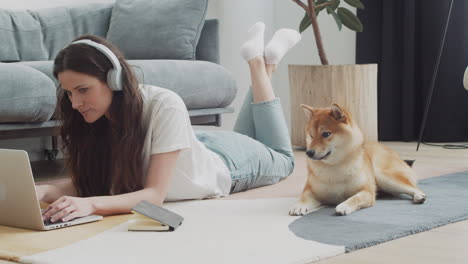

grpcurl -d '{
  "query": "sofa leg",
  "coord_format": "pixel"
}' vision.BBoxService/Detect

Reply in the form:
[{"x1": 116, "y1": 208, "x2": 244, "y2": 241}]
[
  {"x1": 215, "y1": 114, "x2": 221, "y2": 127},
  {"x1": 45, "y1": 136, "x2": 59, "y2": 161}
]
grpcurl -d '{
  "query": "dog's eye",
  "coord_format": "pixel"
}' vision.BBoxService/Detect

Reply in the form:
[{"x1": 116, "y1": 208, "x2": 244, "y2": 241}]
[{"x1": 322, "y1": 132, "x2": 331, "y2": 138}]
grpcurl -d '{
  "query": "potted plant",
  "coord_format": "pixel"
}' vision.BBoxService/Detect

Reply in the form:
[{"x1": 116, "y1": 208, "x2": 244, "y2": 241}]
[{"x1": 288, "y1": 0, "x2": 378, "y2": 147}]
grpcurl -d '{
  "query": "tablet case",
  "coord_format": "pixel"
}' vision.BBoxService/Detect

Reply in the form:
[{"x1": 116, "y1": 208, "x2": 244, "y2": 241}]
[{"x1": 130, "y1": 200, "x2": 184, "y2": 231}]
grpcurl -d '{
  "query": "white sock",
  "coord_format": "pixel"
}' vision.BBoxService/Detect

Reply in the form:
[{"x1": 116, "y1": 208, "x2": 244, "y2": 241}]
[
  {"x1": 264, "y1": 28, "x2": 302, "y2": 65},
  {"x1": 240, "y1": 22, "x2": 265, "y2": 62}
]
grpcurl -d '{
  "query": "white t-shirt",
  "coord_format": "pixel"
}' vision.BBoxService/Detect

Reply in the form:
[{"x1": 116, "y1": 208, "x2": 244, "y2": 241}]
[{"x1": 139, "y1": 84, "x2": 231, "y2": 201}]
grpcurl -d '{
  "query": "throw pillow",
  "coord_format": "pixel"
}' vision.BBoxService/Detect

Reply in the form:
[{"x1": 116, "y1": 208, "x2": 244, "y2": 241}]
[
  {"x1": 106, "y1": 0, "x2": 208, "y2": 60},
  {"x1": 0, "y1": 4, "x2": 113, "y2": 62}
]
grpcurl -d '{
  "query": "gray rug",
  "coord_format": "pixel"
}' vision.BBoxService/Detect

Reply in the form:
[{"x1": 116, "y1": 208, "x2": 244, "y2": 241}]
[{"x1": 289, "y1": 171, "x2": 468, "y2": 252}]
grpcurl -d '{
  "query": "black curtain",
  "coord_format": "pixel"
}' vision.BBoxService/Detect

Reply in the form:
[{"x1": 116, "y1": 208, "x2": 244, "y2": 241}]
[{"x1": 357, "y1": 0, "x2": 468, "y2": 142}]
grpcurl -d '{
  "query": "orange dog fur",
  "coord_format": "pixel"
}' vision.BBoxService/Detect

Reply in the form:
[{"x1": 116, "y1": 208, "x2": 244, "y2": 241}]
[{"x1": 289, "y1": 103, "x2": 426, "y2": 216}]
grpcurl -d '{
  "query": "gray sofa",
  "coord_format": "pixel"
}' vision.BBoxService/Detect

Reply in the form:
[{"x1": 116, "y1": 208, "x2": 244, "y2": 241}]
[{"x1": 0, "y1": 0, "x2": 237, "y2": 159}]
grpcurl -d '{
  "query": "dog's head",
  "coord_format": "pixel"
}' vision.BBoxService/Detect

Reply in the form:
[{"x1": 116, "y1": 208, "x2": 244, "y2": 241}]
[{"x1": 301, "y1": 103, "x2": 363, "y2": 164}]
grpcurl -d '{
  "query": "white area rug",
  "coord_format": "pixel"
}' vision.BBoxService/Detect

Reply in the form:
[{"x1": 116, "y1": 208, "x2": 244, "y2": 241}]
[{"x1": 21, "y1": 198, "x2": 344, "y2": 264}]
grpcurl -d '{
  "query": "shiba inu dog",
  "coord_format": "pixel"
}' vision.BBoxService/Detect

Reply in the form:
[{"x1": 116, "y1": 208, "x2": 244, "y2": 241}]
[{"x1": 289, "y1": 103, "x2": 426, "y2": 216}]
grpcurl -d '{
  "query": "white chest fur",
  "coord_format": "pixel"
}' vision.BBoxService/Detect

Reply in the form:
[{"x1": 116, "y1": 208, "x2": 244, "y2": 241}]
[{"x1": 308, "y1": 155, "x2": 370, "y2": 204}]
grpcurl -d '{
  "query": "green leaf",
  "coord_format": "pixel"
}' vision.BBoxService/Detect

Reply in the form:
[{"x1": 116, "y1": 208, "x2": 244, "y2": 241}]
[
  {"x1": 299, "y1": 1, "x2": 334, "y2": 33},
  {"x1": 344, "y1": 0, "x2": 365, "y2": 9},
  {"x1": 314, "y1": 0, "x2": 328, "y2": 15},
  {"x1": 315, "y1": 5, "x2": 326, "y2": 15},
  {"x1": 299, "y1": 12, "x2": 311, "y2": 33},
  {"x1": 337, "y1": 7, "x2": 363, "y2": 32},
  {"x1": 327, "y1": 0, "x2": 340, "y2": 13},
  {"x1": 327, "y1": 7, "x2": 342, "y2": 30},
  {"x1": 314, "y1": 0, "x2": 328, "y2": 5}
]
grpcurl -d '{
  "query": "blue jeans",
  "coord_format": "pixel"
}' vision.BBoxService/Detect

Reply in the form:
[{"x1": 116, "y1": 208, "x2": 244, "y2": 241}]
[{"x1": 196, "y1": 88, "x2": 294, "y2": 193}]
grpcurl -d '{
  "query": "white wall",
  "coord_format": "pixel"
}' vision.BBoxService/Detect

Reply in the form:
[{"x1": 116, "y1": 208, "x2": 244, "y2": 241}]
[
  {"x1": 273, "y1": 0, "x2": 356, "y2": 129},
  {"x1": 210, "y1": 0, "x2": 275, "y2": 130},
  {"x1": 206, "y1": 0, "x2": 356, "y2": 130},
  {"x1": 0, "y1": 0, "x2": 357, "y2": 160}
]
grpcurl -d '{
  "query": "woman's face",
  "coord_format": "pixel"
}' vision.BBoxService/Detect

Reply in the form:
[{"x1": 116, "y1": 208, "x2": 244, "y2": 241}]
[{"x1": 58, "y1": 70, "x2": 113, "y2": 123}]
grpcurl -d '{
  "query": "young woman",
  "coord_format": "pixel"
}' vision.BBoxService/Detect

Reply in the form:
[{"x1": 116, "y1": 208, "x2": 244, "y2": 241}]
[{"x1": 38, "y1": 22, "x2": 301, "y2": 223}]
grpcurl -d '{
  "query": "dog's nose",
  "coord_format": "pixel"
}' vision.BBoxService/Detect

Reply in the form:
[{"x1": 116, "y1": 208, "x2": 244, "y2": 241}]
[{"x1": 306, "y1": 149, "x2": 315, "y2": 158}]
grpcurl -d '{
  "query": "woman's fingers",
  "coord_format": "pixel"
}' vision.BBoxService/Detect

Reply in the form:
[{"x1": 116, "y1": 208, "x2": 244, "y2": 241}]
[
  {"x1": 42, "y1": 196, "x2": 94, "y2": 223},
  {"x1": 42, "y1": 196, "x2": 71, "y2": 220},
  {"x1": 62, "y1": 211, "x2": 80, "y2": 222},
  {"x1": 50, "y1": 205, "x2": 76, "y2": 222}
]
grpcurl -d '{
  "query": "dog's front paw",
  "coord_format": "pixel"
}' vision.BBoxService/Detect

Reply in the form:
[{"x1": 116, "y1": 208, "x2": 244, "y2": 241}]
[
  {"x1": 289, "y1": 202, "x2": 319, "y2": 216},
  {"x1": 335, "y1": 202, "x2": 355, "y2": 216},
  {"x1": 413, "y1": 192, "x2": 427, "y2": 204}
]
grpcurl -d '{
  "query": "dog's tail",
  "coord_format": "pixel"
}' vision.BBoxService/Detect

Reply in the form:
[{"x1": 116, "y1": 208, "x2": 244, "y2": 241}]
[{"x1": 404, "y1": 159, "x2": 415, "y2": 167}]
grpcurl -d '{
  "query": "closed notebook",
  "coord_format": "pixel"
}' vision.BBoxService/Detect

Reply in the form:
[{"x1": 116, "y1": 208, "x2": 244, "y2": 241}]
[{"x1": 128, "y1": 200, "x2": 184, "y2": 232}]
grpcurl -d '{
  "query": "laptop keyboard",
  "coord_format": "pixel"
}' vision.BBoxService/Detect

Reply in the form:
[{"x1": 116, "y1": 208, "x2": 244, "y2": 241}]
[
  {"x1": 43, "y1": 218, "x2": 66, "y2": 226},
  {"x1": 41, "y1": 209, "x2": 78, "y2": 226}
]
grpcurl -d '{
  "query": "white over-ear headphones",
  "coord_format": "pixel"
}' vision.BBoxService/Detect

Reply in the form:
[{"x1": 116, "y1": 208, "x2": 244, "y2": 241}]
[{"x1": 69, "y1": 39, "x2": 123, "y2": 91}]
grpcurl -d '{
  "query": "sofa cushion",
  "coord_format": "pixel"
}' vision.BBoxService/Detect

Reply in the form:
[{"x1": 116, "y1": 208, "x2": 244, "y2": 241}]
[
  {"x1": 0, "y1": 4, "x2": 113, "y2": 62},
  {"x1": 18, "y1": 60, "x2": 237, "y2": 110},
  {"x1": 0, "y1": 63, "x2": 56, "y2": 123},
  {"x1": 17, "y1": 61, "x2": 58, "y2": 86},
  {"x1": 106, "y1": 0, "x2": 208, "y2": 60},
  {"x1": 130, "y1": 60, "x2": 236, "y2": 109}
]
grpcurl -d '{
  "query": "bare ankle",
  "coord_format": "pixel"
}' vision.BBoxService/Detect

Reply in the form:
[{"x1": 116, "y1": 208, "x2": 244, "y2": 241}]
[
  {"x1": 248, "y1": 56, "x2": 265, "y2": 66},
  {"x1": 266, "y1": 64, "x2": 277, "y2": 78}
]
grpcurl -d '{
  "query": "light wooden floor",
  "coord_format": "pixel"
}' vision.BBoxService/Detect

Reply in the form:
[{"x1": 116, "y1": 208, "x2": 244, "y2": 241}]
[
  {"x1": 315, "y1": 141, "x2": 468, "y2": 264},
  {"x1": 4, "y1": 141, "x2": 468, "y2": 264}
]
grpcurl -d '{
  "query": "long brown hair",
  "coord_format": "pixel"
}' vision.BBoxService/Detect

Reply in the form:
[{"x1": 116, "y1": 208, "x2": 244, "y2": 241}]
[{"x1": 53, "y1": 35, "x2": 145, "y2": 196}]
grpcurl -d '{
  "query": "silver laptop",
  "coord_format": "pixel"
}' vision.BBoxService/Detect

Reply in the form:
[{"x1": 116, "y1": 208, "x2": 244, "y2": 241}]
[{"x1": 0, "y1": 149, "x2": 102, "y2": 231}]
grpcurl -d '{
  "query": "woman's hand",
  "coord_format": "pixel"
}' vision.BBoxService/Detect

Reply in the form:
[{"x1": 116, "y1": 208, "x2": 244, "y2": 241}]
[{"x1": 42, "y1": 196, "x2": 95, "y2": 222}]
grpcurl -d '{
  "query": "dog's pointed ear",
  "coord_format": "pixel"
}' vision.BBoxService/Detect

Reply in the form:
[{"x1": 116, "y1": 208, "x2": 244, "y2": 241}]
[
  {"x1": 330, "y1": 103, "x2": 346, "y2": 121},
  {"x1": 301, "y1": 104, "x2": 315, "y2": 120}
]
